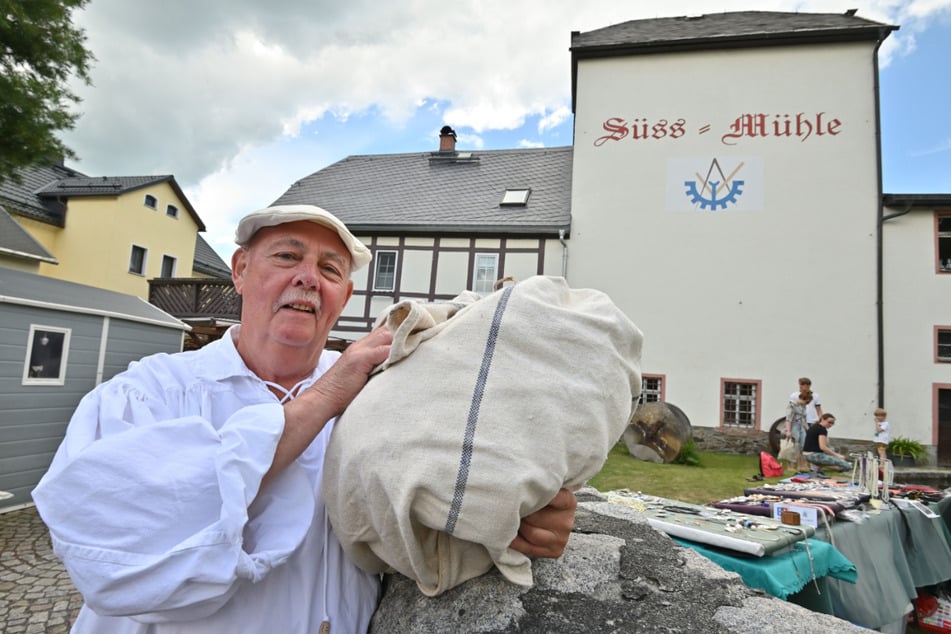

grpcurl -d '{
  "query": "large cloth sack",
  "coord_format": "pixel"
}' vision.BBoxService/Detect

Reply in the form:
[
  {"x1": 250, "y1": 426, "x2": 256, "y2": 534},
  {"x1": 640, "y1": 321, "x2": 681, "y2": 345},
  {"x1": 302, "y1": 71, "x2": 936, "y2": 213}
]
[{"x1": 322, "y1": 276, "x2": 643, "y2": 596}]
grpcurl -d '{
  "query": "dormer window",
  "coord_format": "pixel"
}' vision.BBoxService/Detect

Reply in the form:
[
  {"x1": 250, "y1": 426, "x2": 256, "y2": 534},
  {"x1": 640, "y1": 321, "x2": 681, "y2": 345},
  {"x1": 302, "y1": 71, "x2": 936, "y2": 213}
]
[
  {"x1": 144, "y1": 194, "x2": 157, "y2": 209},
  {"x1": 166, "y1": 204, "x2": 179, "y2": 219},
  {"x1": 501, "y1": 188, "x2": 530, "y2": 206}
]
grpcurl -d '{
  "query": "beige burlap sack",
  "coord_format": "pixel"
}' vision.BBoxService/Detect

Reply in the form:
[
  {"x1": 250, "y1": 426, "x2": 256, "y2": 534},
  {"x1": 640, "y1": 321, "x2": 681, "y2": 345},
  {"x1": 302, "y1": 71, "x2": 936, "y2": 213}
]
[{"x1": 322, "y1": 276, "x2": 642, "y2": 596}]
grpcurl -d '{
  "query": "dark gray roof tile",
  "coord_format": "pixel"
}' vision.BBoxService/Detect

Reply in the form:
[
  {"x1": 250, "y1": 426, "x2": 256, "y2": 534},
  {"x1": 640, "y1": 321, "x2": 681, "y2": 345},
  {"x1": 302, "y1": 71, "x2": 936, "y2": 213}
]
[
  {"x1": 0, "y1": 164, "x2": 206, "y2": 231},
  {"x1": 35, "y1": 175, "x2": 172, "y2": 197},
  {"x1": 571, "y1": 10, "x2": 895, "y2": 53},
  {"x1": 272, "y1": 147, "x2": 572, "y2": 235},
  {"x1": 0, "y1": 163, "x2": 83, "y2": 225},
  {"x1": 193, "y1": 234, "x2": 232, "y2": 279}
]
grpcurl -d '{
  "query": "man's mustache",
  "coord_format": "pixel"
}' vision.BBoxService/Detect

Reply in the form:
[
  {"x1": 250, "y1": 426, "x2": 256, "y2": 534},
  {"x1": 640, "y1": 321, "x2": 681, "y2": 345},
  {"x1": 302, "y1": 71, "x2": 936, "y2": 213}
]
[{"x1": 273, "y1": 290, "x2": 322, "y2": 314}]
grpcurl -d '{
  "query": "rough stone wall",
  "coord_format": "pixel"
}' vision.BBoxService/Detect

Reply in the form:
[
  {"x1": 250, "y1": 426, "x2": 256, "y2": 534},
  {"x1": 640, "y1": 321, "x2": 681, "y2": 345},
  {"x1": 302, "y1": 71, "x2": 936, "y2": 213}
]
[
  {"x1": 691, "y1": 427, "x2": 770, "y2": 455},
  {"x1": 369, "y1": 489, "x2": 868, "y2": 633},
  {"x1": 691, "y1": 426, "x2": 878, "y2": 458}
]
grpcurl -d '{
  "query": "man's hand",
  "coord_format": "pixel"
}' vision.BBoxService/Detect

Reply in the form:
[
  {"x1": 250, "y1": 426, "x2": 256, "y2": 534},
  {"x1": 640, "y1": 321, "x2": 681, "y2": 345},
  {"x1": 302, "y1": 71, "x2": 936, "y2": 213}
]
[
  {"x1": 510, "y1": 488, "x2": 577, "y2": 559},
  {"x1": 307, "y1": 325, "x2": 393, "y2": 417}
]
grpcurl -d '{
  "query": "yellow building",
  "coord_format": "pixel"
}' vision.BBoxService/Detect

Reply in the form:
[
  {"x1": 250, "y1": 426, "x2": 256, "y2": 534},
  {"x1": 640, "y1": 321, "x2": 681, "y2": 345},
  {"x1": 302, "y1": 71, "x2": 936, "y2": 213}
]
[{"x1": 0, "y1": 162, "x2": 230, "y2": 299}]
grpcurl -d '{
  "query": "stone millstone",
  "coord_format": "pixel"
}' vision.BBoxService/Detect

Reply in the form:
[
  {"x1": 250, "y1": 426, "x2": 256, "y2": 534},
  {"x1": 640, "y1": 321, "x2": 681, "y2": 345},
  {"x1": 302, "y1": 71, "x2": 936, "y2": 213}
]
[{"x1": 623, "y1": 401, "x2": 693, "y2": 463}]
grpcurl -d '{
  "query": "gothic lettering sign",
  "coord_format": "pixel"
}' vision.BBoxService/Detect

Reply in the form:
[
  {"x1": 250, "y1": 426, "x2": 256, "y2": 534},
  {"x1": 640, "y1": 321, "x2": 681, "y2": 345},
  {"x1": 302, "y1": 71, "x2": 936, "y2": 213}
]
[
  {"x1": 594, "y1": 113, "x2": 842, "y2": 147},
  {"x1": 593, "y1": 113, "x2": 839, "y2": 212},
  {"x1": 721, "y1": 113, "x2": 841, "y2": 145}
]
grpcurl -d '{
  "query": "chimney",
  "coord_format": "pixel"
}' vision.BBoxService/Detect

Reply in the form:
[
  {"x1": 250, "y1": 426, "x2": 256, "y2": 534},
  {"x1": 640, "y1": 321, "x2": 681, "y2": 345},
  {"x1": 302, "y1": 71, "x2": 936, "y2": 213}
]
[{"x1": 439, "y1": 126, "x2": 457, "y2": 152}]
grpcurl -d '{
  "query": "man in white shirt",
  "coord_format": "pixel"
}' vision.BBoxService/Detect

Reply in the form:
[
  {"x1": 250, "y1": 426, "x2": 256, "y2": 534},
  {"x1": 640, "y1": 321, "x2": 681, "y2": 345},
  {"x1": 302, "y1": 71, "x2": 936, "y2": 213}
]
[
  {"x1": 33, "y1": 205, "x2": 575, "y2": 633},
  {"x1": 790, "y1": 376, "x2": 823, "y2": 425}
]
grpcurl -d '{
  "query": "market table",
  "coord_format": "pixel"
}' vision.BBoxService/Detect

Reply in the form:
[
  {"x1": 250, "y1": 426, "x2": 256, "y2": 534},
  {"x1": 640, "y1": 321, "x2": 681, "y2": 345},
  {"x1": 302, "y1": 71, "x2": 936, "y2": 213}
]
[
  {"x1": 685, "y1": 489, "x2": 951, "y2": 629},
  {"x1": 818, "y1": 497, "x2": 951, "y2": 630}
]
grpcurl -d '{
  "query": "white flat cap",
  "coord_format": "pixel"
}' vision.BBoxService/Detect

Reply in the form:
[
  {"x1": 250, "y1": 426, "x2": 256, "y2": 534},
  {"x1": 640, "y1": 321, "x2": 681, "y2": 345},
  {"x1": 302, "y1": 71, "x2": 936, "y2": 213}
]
[{"x1": 235, "y1": 204, "x2": 372, "y2": 271}]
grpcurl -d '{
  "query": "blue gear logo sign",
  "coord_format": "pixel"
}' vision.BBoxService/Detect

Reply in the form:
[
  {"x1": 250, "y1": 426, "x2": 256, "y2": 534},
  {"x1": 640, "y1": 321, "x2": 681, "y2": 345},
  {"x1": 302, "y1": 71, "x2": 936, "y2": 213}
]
[{"x1": 684, "y1": 158, "x2": 745, "y2": 210}]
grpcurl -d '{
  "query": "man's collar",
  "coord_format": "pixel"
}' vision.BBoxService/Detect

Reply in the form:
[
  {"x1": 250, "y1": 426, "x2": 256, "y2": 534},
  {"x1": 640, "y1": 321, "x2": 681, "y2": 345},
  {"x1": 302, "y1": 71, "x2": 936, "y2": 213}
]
[{"x1": 205, "y1": 324, "x2": 328, "y2": 385}]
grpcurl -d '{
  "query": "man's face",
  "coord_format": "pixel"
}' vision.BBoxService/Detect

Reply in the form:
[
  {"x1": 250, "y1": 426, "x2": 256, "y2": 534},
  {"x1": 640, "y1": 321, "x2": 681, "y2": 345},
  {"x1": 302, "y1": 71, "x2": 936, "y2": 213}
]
[{"x1": 231, "y1": 221, "x2": 354, "y2": 353}]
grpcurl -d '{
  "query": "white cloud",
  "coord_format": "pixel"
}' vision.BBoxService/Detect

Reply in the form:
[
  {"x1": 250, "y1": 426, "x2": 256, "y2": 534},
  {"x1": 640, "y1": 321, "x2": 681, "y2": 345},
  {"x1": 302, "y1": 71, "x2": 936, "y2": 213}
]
[
  {"x1": 59, "y1": 0, "x2": 951, "y2": 257},
  {"x1": 539, "y1": 106, "x2": 572, "y2": 134},
  {"x1": 518, "y1": 139, "x2": 546, "y2": 149},
  {"x1": 58, "y1": 1, "x2": 769, "y2": 183},
  {"x1": 455, "y1": 132, "x2": 485, "y2": 150}
]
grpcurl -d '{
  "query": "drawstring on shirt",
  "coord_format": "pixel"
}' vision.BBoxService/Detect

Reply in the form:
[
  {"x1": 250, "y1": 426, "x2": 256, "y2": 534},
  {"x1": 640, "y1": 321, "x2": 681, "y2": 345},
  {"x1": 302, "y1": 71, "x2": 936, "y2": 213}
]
[{"x1": 261, "y1": 378, "x2": 311, "y2": 404}]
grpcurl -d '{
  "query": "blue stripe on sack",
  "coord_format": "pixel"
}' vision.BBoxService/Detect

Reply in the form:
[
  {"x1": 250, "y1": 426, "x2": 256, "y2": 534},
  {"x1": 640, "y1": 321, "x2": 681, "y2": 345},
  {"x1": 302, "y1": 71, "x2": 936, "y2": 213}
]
[{"x1": 444, "y1": 285, "x2": 513, "y2": 535}]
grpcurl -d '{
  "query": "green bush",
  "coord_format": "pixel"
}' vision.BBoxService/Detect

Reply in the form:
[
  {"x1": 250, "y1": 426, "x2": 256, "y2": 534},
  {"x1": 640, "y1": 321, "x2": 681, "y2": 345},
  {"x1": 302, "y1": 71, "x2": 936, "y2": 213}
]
[
  {"x1": 887, "y1": 436, "x2": 927, "y2": 464},
  {"x1": 672, "y1": 439, "x2": 701, "y2": 466}
]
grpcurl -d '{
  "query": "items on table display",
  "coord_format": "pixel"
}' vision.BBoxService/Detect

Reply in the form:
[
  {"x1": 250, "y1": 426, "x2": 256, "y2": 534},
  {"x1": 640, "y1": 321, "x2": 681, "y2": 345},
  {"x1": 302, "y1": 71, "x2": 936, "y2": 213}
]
[
  {"x1": 889, "y1": 484, "x2": 948, "y2": 504},
  {"x1": 740, "y1": 476, "x2": 873, "y2": 531},
  {"x1": 743, "y1": 478, "x2": 871, "y2": 509},
  {"x1": 713, "y1": 494, "x2": 849, "y2": 521},
  {"x1": 849, "y1": 452, "x2": 894, "y2": 503},
  {"x1": 917, "y1": 594, "x2": 951, "y2": 633},
  {"x1": 603, "y1": 490, "x2": 813, "y2": 557},
  {"x1": 891, "y1": 498, "x2": 941, "y2": 518},
  {"x1": 772, "y1": 503, "x2": 820, "y2": 528}
]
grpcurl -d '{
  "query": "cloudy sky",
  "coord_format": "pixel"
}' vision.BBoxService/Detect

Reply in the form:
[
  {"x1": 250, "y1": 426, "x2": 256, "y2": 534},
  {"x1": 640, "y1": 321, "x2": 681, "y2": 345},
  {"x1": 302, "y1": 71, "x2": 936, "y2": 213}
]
[{"x1": 63, "y1": 0, "x2": 951, "y2": 261}]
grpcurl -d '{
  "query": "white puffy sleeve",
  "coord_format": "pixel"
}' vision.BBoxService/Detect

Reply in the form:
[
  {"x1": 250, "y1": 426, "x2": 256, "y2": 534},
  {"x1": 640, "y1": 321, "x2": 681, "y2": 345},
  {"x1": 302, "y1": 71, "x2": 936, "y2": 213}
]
[{"x1": 32, "y1": 373, "x2": 316, "y2": 623}]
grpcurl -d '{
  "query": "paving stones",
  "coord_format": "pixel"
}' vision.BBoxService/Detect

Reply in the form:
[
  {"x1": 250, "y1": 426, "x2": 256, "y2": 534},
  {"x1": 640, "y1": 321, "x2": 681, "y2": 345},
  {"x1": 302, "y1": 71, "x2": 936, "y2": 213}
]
[{"x1": 0, "y1": 507, "x2": 82, "y2": 633}]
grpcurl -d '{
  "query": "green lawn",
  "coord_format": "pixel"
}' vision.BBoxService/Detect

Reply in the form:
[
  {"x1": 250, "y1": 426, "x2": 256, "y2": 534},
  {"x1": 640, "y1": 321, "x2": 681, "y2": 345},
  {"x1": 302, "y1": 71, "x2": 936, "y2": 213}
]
[{"x1": 588, "y1": 443, "x2": 788, "y2": 504}]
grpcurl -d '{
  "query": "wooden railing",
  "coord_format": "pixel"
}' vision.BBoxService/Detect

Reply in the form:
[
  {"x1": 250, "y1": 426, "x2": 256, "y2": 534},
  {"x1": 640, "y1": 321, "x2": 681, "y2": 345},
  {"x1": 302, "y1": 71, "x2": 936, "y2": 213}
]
[{"x1": 148, "y1": 278, "x2": 241, "y2": 320}]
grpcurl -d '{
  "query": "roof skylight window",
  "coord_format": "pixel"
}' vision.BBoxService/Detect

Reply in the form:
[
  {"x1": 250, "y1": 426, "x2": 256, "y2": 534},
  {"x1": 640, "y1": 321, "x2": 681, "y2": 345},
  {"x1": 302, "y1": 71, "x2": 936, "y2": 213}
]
[{"x1": 501, "y1": 188, "x2": 531, "y2": 206}]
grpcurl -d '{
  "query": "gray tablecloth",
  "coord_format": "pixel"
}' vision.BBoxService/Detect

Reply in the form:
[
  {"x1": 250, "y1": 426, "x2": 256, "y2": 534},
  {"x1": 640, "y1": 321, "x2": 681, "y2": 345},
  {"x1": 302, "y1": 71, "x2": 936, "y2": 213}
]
[{"x1": 818, "y1": 497, "x2": 951, "y2": 629}]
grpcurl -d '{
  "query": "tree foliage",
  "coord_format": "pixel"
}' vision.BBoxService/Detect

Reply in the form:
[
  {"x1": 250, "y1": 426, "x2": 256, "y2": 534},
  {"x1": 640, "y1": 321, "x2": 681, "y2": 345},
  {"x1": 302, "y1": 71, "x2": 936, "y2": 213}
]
[{"x1": 0, "y1": 0, "x2": 94, "y2": 183}]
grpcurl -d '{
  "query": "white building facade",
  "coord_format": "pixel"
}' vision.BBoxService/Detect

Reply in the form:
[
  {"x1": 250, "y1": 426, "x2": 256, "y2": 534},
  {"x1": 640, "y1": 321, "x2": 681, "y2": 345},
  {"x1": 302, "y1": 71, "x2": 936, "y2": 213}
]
[
  {"x1": 881, "y1": 196, "x2": 951, "y2": 463},
  {"x1": 567, "y1": 12, "x2": 951, "y2": 461}
]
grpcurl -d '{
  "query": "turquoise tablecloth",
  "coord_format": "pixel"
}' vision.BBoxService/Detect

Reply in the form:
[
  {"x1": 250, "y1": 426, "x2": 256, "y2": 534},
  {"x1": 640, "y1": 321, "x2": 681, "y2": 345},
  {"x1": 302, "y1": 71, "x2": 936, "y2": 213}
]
[{"x1": 672, "y1": 537, "x2": 857, "y2": 601}]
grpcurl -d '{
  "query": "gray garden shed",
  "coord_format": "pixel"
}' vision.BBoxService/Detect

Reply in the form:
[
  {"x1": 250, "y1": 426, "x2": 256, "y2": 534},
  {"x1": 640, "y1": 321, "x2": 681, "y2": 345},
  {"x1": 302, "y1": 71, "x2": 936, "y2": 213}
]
[{"x1": 0, "y1": 267, "x2": 189, "y2": 510}]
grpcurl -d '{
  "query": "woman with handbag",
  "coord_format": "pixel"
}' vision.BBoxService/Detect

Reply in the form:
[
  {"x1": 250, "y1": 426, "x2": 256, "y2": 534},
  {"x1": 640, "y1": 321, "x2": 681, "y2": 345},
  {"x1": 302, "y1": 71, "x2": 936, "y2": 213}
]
[{"x1": 783, "y1": 390, "x2": 813, "y2": 472}]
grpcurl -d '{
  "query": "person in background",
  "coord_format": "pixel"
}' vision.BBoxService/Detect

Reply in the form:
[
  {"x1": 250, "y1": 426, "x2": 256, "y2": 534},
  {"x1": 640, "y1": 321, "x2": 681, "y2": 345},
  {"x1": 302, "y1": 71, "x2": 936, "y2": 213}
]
[
  {"x1": 803, "y1": 413, "x2": 852, "y2": 473},
  {"x1": 790, "y1": 376, "x2": 823, "y2": 426},
  {"x1": 873, "y1": 407, "x2": 891, "y2": 462},
  {"x1": 32, "y1": 204, "x2": 576, "y2": 634},
  {"x1": 784, "y1": 390, "x2": 812, "y2": 472}
]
